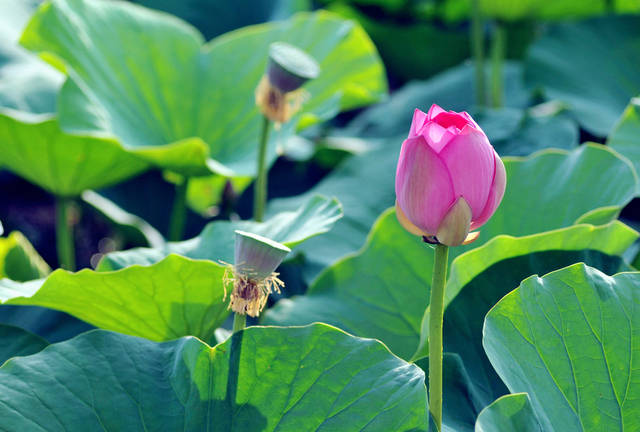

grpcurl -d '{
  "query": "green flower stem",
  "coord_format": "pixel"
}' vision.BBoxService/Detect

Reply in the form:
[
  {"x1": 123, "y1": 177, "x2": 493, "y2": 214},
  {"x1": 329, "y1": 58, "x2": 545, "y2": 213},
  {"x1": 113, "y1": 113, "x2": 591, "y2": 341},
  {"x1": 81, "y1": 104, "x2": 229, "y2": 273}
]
[
  {"x1": 429, "y1": 243, "x2": 449, "y2": 432},
  {"x1": 232, "y1": 313, "x2": 246, "y2": 333},
  {"x1": 253, "y1": 115, "x2": 272, "y2": 222},
  {"x1": 55, "y1": 196, "x2": 75, "y2": 271},
  {"x1": 168, "y1": 178, "x2": 188, "y2": 241},
  {"x1": 471, "y1": 0, "x2": 486, "y2": 106},
  {"x1": 490, "y1": 21, "x2": 506, "y2": 108}
]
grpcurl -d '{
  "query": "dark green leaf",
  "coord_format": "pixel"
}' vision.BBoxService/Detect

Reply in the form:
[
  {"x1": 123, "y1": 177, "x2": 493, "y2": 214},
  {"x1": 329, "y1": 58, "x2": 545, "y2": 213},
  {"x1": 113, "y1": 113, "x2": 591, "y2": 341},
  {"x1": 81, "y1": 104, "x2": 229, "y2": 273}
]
[
  {"x1": 0, "y1": 324, "x2": 428, "y2": 431},
  {"x1": 0, "y1": 324, "x2": 47, "y2": 365},
  {"x1": 484, "y1": 263, "x2": 640, "y2": 431}
]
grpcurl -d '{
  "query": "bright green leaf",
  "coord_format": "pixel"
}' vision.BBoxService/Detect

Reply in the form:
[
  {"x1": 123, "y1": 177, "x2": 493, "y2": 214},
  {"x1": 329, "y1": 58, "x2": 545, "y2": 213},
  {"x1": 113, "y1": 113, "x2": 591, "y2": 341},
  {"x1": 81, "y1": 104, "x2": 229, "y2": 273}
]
[
  {"x1": 0, "y1": 324, "x2": 48, "y2": 365},
  {"x1": 0, "y1": 111, "x2": 149, "y2": 196},
  {"x1": 21, "y1": 0, "x2": 386, "y2": 177},
  {"x1": 474, "y1": 394, "x2": 541, "y2": 432},
  {"x1": 98, "y1": 195, "x2": 342, "y2": 271},
  {"x1": 484, "y1": 264, "x2": 640, "y2": 431},
  {"x1": 0, "y1": 255, "x2": 227, "y2": 342},
  {"x1": 0, "y1": 231, "x2": 50, "y2": 281},
  {"x1": 0, "y1": 324, "x2": 428, "y2": 431},
  {"x1": 526, "y1": 16, "x2": 640, "y2": 136}
]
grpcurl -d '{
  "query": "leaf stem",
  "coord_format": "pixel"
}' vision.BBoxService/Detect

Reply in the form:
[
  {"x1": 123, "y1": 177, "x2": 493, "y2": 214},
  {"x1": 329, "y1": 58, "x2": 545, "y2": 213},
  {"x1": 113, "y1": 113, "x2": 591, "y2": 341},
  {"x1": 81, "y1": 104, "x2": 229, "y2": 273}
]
[
  {"x1": 55, "y1": 196, "x2": 75, "y2": 271},
  {"x1": 490, "y1": 21, "x2": 506, "y2": 108},
  {"x1": 232, "y1": 313, "x2": 246, "y2": 333},
  {"x1": 429, "y1": 243, "x2": 449, "y2": 432},
  {"x1": 168, "y1": 178, "x2": 188, "y2": 241},
  {"x1": 471, "y1": 0, "x2": 486, "y2": 107},
  {"x1": 253, "y1": 115, "x2": 271, "y2": 222}
]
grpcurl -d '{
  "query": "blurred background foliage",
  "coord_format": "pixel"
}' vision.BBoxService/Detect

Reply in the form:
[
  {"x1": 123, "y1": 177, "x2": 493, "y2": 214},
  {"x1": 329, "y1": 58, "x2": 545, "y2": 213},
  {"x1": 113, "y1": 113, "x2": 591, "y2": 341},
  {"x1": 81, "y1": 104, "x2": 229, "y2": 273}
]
[{"x1": 1, "y1": 0, "x2": 640, "y2": 332}]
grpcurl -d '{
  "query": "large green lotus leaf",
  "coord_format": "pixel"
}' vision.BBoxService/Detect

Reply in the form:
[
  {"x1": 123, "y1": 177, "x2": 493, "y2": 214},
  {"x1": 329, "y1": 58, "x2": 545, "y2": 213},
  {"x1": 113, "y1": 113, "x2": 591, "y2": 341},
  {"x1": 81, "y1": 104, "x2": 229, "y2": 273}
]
[
  {"x1": 264, "y1": 210, "x2": 637, "y2": 360},
  {"x1": 525, "y1": 16, "x2": 640, "y2": 137},
  {"x1": 0, "y1": 324, "x2": 48, "y2": 365},
  {"x1": 0, "y1": 324, "x2": 429, "y2": 431},
  {"x1": 474, "y1": 394, "x2": 541, "y2": 432},
  {"x1": 97, "y1": 195, "x2": 342, "y2": 271},
  {"x1": 0, "y1": 110, "x2": 149, "y2": 196},
  {"x1": 484, "y1": 263, "x2": 640, "y2": 431},
  {"x1": 130, "y1": 0, "x2": 310, "y2": 40},
  {"x1": 0, "y1": 3, "x2": 144, "y2": 195},
  {"x1": 0, "y1": 231, "x2": 50, "y2": 281},
  {"x1": 0, "y1": 254, "x2": 228, "y2": 342},
  {"x1": 608, "y1": 97, "x2": 640, "y2": 182},
  {"x1": 21, "y1": 0, "x2": 386, "y2": 177},
  {"x1": 440, "y1": 243, "x2": 631, "y2": 410}
]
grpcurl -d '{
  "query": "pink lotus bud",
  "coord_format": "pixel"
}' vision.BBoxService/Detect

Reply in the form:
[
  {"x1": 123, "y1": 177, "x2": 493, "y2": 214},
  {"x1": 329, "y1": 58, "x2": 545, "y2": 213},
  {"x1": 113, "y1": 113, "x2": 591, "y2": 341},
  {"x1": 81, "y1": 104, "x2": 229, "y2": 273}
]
[{"x1": 395, "y1": 104, "x2": 506, "y2": 246}]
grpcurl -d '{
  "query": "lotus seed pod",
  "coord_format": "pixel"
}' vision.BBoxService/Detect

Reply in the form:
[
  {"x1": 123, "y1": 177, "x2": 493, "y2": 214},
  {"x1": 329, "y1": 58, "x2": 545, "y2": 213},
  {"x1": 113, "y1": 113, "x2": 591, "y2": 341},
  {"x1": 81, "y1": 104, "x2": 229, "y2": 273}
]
[
  {"x1": 267, "y1": 42, "x2": 320, "y2": 93},
  {"x1": 255, "y1": 42, "x2": 320, "y2": 123},
  {"x1": 234, "y1": 230, "x2": 290, "y2": 280}
]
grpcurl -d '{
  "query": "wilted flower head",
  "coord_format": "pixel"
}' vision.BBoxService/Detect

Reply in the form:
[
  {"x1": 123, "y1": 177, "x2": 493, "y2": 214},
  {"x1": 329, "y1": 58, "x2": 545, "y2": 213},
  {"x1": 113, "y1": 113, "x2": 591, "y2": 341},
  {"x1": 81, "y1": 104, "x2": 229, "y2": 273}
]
[
  {"x1": 395, "y1": 104, "x2": 506, "y2": 246},
  {"x1": 255, "y1": 42, "x2": 320, "y2": 123},
  {"x1": 223, "y1": 230, "x2": 290, "y2": 317}
]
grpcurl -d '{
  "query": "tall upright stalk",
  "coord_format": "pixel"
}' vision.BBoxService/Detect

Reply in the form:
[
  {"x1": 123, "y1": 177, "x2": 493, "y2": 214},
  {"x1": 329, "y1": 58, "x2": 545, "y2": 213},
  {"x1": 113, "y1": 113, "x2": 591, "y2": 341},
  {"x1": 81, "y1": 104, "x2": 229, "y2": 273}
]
[
  {"x1": 168, "y1": 178, "x2": 188, "y2": 241},
  {"x1": 55, "y1": 196, "x2": 75, "y2": 271},
  {"x1": 490, "y1": 21, "x2": 506, "y2": 108},
  {"x1": 471, "y1": 0, "x2": 486, "y2": 107},
  {"x1": 428, "y1": 243, "x2": 449, "y2": 432},
  {"x1": 253, "y1": 115, "x2": 271, "y2": 222}
]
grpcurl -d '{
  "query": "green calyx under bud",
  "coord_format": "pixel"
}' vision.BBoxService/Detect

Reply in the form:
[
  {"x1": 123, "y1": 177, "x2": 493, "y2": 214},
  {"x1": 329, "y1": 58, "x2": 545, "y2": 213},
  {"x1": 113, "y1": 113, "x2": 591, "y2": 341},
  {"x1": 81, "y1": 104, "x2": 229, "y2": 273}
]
[
  {"x1": 234, "y1": 230, "x2": 290, "y2": 280},
  {"x1": 267, "y1": 42, "x2": 320, "y2": 93}
]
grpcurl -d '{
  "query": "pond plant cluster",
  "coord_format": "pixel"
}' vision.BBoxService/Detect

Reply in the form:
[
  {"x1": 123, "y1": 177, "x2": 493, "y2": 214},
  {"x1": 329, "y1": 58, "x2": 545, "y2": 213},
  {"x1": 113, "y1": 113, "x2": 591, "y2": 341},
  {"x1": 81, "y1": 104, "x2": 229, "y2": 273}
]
[{"x1": 0, "y1": 0, "x2": 640, "y2": 430}]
